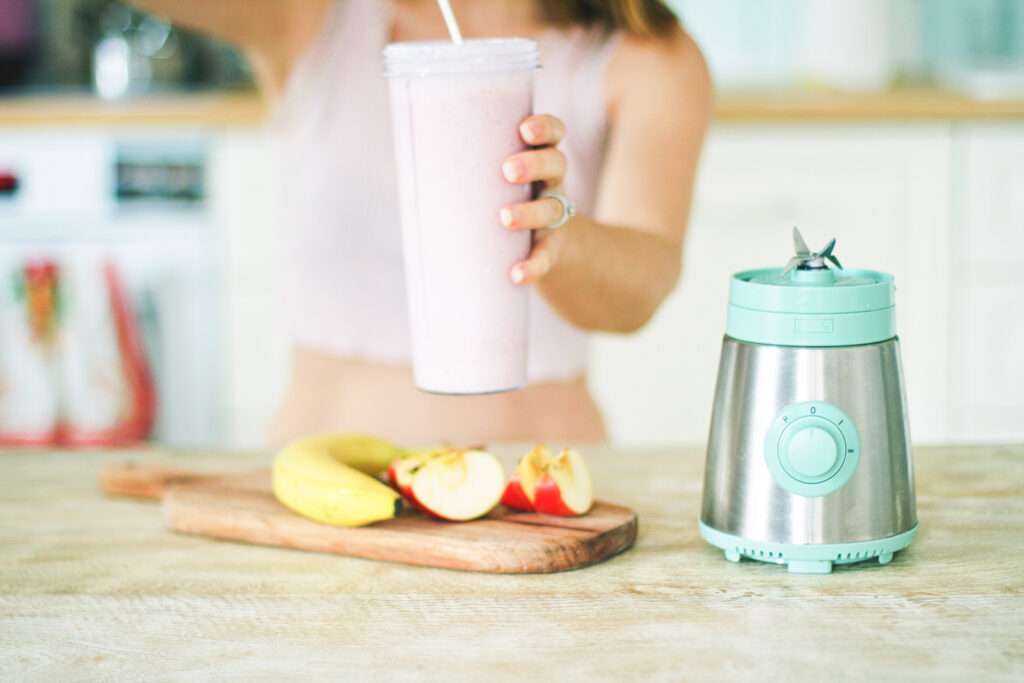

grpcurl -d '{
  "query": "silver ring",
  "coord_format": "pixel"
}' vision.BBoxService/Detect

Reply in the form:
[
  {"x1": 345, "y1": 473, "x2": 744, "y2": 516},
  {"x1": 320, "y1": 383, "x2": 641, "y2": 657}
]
[{"x1": 541, "y1": 192, "x2": 576, "y2": 229}]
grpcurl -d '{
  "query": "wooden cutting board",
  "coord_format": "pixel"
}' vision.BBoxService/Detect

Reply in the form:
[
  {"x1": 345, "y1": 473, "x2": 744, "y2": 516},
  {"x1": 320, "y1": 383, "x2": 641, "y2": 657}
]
[{"x1": 100, "y1": 463, "x2": 638, "y2": 573}]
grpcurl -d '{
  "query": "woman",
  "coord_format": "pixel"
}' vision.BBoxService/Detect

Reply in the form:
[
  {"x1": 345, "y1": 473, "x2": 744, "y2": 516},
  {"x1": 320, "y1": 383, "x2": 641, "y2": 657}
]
[{"x1": 133, "y1": 0, "x2": 711, "y2": 446}]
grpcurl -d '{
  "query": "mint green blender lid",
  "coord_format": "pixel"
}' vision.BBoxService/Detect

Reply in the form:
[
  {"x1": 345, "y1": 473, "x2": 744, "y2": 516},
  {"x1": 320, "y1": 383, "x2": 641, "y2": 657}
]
[{"x1": 726, "y1": 229, "x2": 895, "y2": 347}]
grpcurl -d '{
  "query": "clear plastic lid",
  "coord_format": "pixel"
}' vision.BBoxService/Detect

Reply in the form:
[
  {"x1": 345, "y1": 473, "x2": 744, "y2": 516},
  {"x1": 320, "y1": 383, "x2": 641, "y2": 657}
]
[{"x1": 383, "y1": 38, "x2": 539, "y2": 77}]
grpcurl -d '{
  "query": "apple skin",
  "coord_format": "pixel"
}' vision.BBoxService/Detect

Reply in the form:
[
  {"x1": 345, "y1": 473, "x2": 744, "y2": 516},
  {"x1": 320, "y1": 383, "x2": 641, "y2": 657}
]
[
  {"x1": 532, "y1": 448, "x2": 593, "y2": 517},
  {"x1": 387, "y1": 459, "x2": 408, "y2": 493},
  {"x1": 500, "y1": 445, "x2": 552, "y2": 512},
  {"x1": 533, "y1": 473, "x2": 580, "y2": 516},
  {"x1": 501, "y1": 471, "x2": 534, "y2": 511}
]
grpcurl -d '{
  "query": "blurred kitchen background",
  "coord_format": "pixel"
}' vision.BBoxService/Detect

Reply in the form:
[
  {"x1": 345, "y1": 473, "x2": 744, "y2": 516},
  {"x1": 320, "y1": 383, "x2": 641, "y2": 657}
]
[{"x1": 1, "y1": 0, "x2": 1022, "y2": 449}]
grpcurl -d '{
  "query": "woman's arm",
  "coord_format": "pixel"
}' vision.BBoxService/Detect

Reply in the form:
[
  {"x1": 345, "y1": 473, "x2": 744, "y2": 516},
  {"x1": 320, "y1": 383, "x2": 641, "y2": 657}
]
[
  {"x1": 128, "y1": 0, "x2": 330, "y2": 96},
  {"x1": 503, "y1": 27, "x2": 712, "y2": 333}
]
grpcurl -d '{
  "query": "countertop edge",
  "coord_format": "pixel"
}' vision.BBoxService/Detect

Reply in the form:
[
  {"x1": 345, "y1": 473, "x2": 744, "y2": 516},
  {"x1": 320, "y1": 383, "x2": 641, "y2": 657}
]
[{"x1": 2, "y1": 89, "x2": 1024, "y2": 128}]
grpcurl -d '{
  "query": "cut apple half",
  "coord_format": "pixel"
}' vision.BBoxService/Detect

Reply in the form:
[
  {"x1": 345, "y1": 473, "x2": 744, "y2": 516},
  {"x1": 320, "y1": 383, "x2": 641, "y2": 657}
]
[
  {"x1": 411, "y1": 449, "x2": 505, "y2": 521},
  {"x1": 533, "y1": 448, "x2": 593, "y2": 516},
  {"x1": 501, "y1": 444, "x2": 553, "y2": 511},
  {"x1": 388, "y1": 448, "x2": 450, "y2": 509}
]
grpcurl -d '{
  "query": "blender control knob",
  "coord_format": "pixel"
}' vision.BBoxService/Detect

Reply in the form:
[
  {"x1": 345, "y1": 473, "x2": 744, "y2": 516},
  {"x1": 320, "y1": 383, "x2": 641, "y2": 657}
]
[
  {"x1": 784, "y1": 424, "x2": 838, "y2": 478},
  {"x1": 763, "y1": 401, "x2": 861, "y2": 497}
]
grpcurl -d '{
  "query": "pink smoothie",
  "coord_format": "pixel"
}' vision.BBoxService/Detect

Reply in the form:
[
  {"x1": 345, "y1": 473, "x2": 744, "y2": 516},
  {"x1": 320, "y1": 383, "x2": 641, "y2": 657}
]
[{"x1": 385, "y1": 40, "x2": 537, "y2": 394}]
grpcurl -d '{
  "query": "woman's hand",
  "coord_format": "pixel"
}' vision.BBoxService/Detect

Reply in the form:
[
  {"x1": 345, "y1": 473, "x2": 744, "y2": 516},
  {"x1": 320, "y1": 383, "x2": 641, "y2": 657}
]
[{"x1": 500, "y1": 114, "x2": 571, "y2": 286}]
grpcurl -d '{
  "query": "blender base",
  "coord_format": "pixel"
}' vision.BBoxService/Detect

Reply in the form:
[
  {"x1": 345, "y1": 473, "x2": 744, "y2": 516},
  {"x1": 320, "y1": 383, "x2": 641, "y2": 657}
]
[{"x1": 699, "y1": 521, "x2": 918, "y2": 574}]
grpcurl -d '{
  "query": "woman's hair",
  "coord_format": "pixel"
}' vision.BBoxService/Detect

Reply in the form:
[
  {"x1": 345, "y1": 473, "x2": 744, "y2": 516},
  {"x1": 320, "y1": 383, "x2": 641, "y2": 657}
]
[{"x1": 540, "y1": 0, "x2": 679, "y2": 38}]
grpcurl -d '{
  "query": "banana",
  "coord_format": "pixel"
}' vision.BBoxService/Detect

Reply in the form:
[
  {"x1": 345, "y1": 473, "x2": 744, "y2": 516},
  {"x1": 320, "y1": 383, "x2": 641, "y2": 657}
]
[
  {"x1": 272, "y1": 433, "x2": 404, "y2": 527},
  {"x1": 282, "y1": 433, "x2": 406, "y2": 475}
]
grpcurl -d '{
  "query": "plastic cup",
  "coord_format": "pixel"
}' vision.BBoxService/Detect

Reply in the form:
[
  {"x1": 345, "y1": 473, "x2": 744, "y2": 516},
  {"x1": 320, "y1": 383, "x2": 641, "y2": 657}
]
[{"x1": 384, "y1": 39, "x2": 537, "y2": 394}]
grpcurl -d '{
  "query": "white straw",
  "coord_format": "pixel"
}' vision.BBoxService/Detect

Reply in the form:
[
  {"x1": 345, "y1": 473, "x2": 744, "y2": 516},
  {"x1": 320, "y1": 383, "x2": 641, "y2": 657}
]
[{"x1": 436, "y1": 0, "x2": 464, "y2": 45}]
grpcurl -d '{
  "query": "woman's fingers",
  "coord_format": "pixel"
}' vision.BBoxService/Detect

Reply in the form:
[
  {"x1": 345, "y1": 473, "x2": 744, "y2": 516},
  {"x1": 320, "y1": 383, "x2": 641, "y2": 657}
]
[
  {"x1": 502, "y1": 114, "x2": 570, "y2": 286},
  {"x1": 500, "y1": 195, "x2": 566, "y2": 231},
  {"x1": 519, "y1": 114, "x2": 565, "y2": 147},
  {"x1": 502, "y1": 147, "x2": 566, "y2": 185},
  {"x1": 510, "y1": 230, "x2": 563, "y2": 286}
]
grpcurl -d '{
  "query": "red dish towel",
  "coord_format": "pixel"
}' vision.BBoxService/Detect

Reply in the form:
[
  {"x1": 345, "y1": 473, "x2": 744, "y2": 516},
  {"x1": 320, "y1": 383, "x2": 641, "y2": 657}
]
[{"x1": 0, "y1": 256, "x2": 156, "y2": 447}]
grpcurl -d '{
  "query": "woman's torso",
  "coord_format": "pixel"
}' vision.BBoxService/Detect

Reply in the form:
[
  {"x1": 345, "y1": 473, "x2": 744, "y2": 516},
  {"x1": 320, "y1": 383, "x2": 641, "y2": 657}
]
[
  {"x1": 270, "y1": 0, "x2": 619, "y2": 445},
  {"x1": 269, "y1": 349, "x2": 606, "y2": 446}
]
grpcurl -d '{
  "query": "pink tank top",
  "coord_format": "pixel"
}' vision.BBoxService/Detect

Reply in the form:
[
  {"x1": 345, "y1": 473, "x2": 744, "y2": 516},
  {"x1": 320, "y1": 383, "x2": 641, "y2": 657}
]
[{"x1": 273, "y1": 0, "x2": 620, "y2": 382}]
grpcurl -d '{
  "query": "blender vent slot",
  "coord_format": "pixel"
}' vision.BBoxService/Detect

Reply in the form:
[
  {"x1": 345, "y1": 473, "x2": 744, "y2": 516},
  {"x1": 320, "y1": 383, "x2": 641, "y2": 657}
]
[
  {"x1": 836, "y1": 549, "x2": 882, "y2": 561},
  {"x1": 736, "y1": 547, "x2": 783, "y2": 560}
]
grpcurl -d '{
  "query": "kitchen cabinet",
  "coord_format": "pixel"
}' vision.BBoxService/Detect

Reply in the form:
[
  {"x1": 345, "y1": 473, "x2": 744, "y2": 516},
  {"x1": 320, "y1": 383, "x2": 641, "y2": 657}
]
[
  {"x1": 591, "y1": 123, "x2": 955, "y2": 445},
  {"x1": 948, "y1": 124, "x2": 1024, "y2": 442},
  {"x1": 207, "y1": 130, "x2": 289, "y2": 448},
  {"x1": 0, "y1": 120, "x2": 283, "y2": 449},
  {"x1": 0, "y1": 125, "x2": 224, "y2": 447},
  {"x1": 590, "y1": 121, "x2": 1024, "y2": 447},
  {"x1": 0, "y1": 130, "x2": 113, "y2": 218}
]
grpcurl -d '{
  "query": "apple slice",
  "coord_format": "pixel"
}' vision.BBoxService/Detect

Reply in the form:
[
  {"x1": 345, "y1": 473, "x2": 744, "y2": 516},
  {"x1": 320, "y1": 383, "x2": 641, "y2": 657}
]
[
  {"x1": 501, "y1": 444, "x2": 553, "y2": 511},
  {"x1": 388, "y1": 448, "x2": 450, "y2": 510},
  {"x1": 533, "y1": 448, "x2": 593, "y2": 516},
  {"x1": 411, "y1": 449, "x2": 505, "y2": 521}
]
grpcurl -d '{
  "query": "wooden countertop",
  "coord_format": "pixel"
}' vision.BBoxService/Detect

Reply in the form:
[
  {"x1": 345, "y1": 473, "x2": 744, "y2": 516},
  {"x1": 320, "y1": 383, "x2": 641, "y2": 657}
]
[
  {"x1": 2, "y1": 88, "x2": 1023, "y2": 127},
  {"x1": 0, "y1": 91, "x2": 268, "y2": 127},
  {"x1": 716, "y1": 88, "x2": 1024, "y2": 122},
  {"x1": 2, "y1": 444, "x2": 1022, "y2": 680}
]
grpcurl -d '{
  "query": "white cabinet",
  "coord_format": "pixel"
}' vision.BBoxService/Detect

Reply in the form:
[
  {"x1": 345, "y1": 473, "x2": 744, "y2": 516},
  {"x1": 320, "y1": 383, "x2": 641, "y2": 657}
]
[
  {"x1": 590, "y1": 124, "x2": 956, "y2": 446},
  {"x1": 207, "y1": 130, "x2": 290, "y2": 448},
  {"x1": 0, "y1": 127, "x2": 224, "y2": 447},
  {"x1": 947, "y1": 124, "x2": 1024, "y2": 442},
  {"x1": 0, "y1": 130, "x2": 114, "y2": 219}
]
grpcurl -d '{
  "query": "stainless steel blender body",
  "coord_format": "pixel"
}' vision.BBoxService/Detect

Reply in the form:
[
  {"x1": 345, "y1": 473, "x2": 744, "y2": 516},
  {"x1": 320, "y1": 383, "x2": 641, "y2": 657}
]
[{"x1": 700, "y1": 336, "x2": 917, "y2": 546}]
